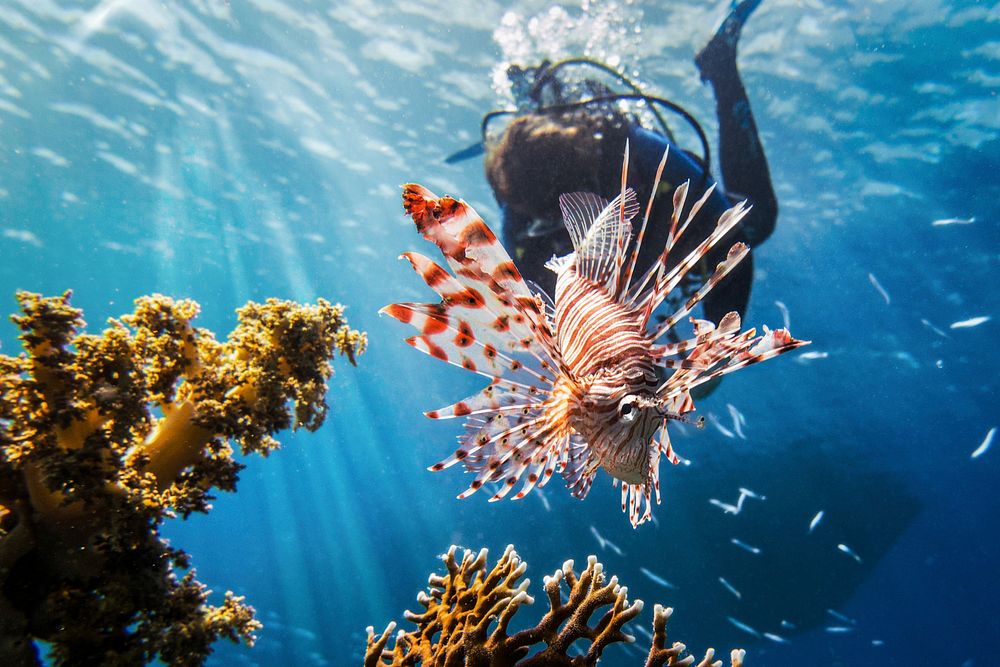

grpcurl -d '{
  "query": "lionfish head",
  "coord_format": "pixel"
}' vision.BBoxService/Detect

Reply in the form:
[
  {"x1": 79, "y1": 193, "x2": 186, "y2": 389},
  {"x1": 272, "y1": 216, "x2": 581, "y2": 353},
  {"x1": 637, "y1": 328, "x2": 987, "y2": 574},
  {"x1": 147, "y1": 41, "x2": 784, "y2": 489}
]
[{"x1": 573, "y1": 371, "x2": 662, "y2": 486}]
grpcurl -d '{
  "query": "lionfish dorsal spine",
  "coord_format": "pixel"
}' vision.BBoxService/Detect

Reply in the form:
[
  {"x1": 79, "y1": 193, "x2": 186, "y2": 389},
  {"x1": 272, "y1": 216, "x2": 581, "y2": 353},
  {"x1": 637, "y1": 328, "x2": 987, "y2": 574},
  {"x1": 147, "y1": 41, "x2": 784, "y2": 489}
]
[
  {"x1": 619, "y1": 145, "x2": 670, "y2": 302},
  {"x1": 652, "y1": 241, "x2": 751, "y2": 338}
]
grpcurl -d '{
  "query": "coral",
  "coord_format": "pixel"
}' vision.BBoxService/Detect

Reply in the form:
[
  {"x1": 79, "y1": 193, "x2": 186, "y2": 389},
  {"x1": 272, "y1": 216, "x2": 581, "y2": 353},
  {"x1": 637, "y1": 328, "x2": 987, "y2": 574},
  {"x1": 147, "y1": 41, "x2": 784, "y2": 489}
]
[
  {"x1": 365, "y1": 545, "x2": 744, "y2": 667},
  {"x1": 0, "y1": 291, "x2": 365, "y2": 666}
]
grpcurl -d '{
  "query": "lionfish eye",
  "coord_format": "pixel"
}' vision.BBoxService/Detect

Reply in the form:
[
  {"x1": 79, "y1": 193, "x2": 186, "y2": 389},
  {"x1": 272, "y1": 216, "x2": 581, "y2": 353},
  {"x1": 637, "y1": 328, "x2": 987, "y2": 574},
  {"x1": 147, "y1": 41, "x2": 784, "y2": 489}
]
[{"x1": 618, "y1": 395, "x2": 640, "y2": 422}]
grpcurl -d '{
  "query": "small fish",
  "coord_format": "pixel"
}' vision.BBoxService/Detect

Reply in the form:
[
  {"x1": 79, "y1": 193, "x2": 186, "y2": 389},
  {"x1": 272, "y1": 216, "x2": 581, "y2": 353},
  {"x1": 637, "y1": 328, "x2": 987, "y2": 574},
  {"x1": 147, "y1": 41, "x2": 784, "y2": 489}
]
[
  {"x1": 384, "y1": 147, "x2": 807, "y2": 527},
  {"x1": 825, "y1": 626, "x2": 854, "y2": 634},
  {"x1": 640, "y1": 566, "x2": 677, "y2": 589},
  {"x1": 837, "y1": 543, "x2": 862, "y2": 563},
  {"x1": 796, "y1": 350, "x2": 829, "y2": 363},
  {"x1": 920, "y1": 318, "x2": 949, "y2": 338},
  {"x1": 775, "y1": 300, "x2": 790, "y2": 330},
  {"x1": 711, "y1": 413, "x2": 737, "y2": 439},
  {"x1": 763, "y1": 632, "x2": 789, "y2": 644},
  {"x1": 808, "y1": 510, "x2": 824, "y2": 533},
  {"x1": 738, "y1": 487, "x2": 764, "y2": 501},
  {"x1": 719, "y1": 576, "x2": 742, "y2": 599},
  {"x1": 931, "y1": 216, "x2": 975, "y2": 226},
  {"x1": 590, "y1": 525, "x2": 606, "y2": 550},
  {"x1": 727, "y1": 403, "x2": 748, "y2": 440},
  {"x1": 971, "y1": 427, "x2": 995, "y2": 459},
  {"x1": 727, "y1": 617, "x2": 760, "y2": 637},
  {"x1": 871, "y1": 639, "x2": 884, "y2": 646},
  {"x1": 950, "y1": 316, "x2": 990, "y2": 329},
  {"x1": 780, "y1": 620, "x2": 797, "y2": 630},
  {"x1": 536, "y1": 486, "x2": 552, "y2": 512},
  {"x1": 893, "y1": 350, "x2": 919, "y2": 369},
  {"x1": 589, "y1": 525, "x2": 624, "y2": 556},
  {"x1": 731, "y1": 538, "x2": 762, "y2": 555},
  {"x1": 604, "y1": 537, "x2": 624, "y2": 557},
  {"x1": 826, "y1": 609, "x2": 856, "y2": 625},
  {"x1": 710, "y1": 498, "x2": 741, "y2": 514},
  {"x1": 868, "y1": 273, "x2": 891, "y2": 305},
  {"x1": 710, "y1": 487, "x2": 763, "y2": 515}
]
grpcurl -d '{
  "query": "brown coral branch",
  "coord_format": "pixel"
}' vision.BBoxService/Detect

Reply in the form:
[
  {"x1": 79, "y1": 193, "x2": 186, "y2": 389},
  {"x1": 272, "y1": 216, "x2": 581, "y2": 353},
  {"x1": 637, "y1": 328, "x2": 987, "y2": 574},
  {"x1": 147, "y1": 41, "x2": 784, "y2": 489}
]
[{"x1": 366, "y1": 546, "x2": 744, "y2": 667}]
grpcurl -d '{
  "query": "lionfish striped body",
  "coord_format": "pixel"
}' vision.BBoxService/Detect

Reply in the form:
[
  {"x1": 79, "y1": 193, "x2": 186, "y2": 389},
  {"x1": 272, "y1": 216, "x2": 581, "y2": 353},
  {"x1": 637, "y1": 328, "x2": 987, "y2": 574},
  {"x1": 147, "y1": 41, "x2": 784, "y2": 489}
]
[{"x1": 383, "y1": 146, "x2": 807, "y2": 527}]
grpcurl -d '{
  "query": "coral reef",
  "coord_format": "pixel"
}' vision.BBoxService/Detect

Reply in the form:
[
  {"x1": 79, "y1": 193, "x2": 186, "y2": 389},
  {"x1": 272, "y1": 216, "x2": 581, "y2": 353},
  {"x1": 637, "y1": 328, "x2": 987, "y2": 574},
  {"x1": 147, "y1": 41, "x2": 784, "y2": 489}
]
[
  {"x1": 0, "y1": 291, "x2": 365, "y2": 666},
  {"x1": 365, "y1": 545, "x2": 745, "y2": 667}
]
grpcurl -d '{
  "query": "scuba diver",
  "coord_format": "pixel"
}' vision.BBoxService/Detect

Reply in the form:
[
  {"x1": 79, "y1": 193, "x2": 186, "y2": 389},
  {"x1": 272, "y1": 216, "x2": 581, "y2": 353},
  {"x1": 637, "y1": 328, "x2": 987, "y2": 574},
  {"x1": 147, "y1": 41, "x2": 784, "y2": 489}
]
[{"x1": 448, "y1": 0, "x2": 776, "y2": 332}]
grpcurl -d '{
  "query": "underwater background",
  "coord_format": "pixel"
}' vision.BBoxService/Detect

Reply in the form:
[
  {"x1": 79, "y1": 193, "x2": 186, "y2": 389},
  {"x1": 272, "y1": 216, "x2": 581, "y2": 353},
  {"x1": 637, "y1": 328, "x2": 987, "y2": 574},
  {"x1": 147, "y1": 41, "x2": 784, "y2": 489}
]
[{"x1": 0, "y1": 0, "x2": 997, "y2": 664}]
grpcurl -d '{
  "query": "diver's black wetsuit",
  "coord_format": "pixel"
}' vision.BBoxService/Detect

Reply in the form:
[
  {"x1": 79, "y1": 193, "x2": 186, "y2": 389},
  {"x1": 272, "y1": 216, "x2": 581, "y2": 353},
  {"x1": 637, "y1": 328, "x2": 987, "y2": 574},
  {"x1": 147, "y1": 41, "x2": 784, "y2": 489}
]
[
  {"x1": 696, "y1": 0, "x2": 778, "y2": 248},
  {"x1": 495, "y1": 1, "x2": 776, "y2": 329}
]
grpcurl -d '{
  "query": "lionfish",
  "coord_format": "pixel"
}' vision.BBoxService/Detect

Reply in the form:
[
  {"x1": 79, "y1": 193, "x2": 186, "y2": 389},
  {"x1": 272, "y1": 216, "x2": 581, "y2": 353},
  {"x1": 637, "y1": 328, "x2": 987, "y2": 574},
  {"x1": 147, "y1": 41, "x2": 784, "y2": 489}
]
[{"x1": 382, "y1": 146, "x2": 807, "y2": 527}]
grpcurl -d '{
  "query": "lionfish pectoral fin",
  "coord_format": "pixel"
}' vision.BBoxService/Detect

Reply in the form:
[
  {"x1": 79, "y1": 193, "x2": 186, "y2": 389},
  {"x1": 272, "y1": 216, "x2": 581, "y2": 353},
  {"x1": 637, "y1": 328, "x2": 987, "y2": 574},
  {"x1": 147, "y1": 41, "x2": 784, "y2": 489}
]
[
  {"x1": 561, "y1": 437, "x2": 597, "y2": 499},
  {"x1": 447, "y1": 413, "x2": 564, "y2": 502},
  {"x1": 386, "y1": 192, "x2": 563, "y2": 383}
]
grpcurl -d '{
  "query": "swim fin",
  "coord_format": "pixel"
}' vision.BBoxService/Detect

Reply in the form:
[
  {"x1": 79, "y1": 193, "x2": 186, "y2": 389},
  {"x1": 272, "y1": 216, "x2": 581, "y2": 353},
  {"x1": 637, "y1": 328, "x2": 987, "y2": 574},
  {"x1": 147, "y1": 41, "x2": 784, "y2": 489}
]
[
  {"x1": 696, "y1": 0, "x2": 763, "y2": 83},
  {"x1": 713, "y1": 0, "x2": 762, "y2": 50},
  {"x1": 444, "y1": 141, "x2": 485, "y2": 164}
]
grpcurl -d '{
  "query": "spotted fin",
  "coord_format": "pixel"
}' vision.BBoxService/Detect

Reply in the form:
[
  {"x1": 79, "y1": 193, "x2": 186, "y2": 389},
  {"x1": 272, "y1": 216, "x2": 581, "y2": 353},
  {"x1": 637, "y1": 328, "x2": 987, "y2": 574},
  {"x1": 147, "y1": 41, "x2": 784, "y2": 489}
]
[
  {"x1": 658, "y1": 317, "x2": 808, "y2": 397},
  {"x1": 383, "y1": 301, "x2": 553, "y2": 384},
  {"x1": 445, "y1": 413, "x2": 566, "y2": 502},
  {"x1": 425, "y1": 379, "x2": 545, "y2": 420},
  {"x1": 390, "y1": 186, "x2": 559, "y2": 366}
]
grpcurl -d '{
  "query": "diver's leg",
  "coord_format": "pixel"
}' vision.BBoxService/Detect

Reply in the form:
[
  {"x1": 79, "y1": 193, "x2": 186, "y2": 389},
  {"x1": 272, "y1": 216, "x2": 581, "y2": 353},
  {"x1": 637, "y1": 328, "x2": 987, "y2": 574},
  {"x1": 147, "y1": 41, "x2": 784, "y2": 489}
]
[{"x1": 695, "y1": 0, "x2": 777, "y2": 247}]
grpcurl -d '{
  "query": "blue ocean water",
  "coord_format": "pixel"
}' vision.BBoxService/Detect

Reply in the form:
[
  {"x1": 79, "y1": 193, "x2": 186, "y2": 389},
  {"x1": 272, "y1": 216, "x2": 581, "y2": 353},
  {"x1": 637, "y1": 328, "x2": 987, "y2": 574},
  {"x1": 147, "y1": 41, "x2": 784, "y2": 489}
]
[{"x1": 0, "y1": 1, "x2": 997, "y2": 665}]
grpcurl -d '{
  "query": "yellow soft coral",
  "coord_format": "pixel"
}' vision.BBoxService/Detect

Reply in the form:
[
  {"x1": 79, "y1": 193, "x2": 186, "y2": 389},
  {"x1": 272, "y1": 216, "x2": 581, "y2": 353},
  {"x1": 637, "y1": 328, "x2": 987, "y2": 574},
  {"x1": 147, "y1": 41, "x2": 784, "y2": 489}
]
[
  {"x1": 366, "y1": 545, "x2": 744, "y2": 667},
  {"x1": 0, "y1": 290, "x2": 365, "y2": 666}
]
